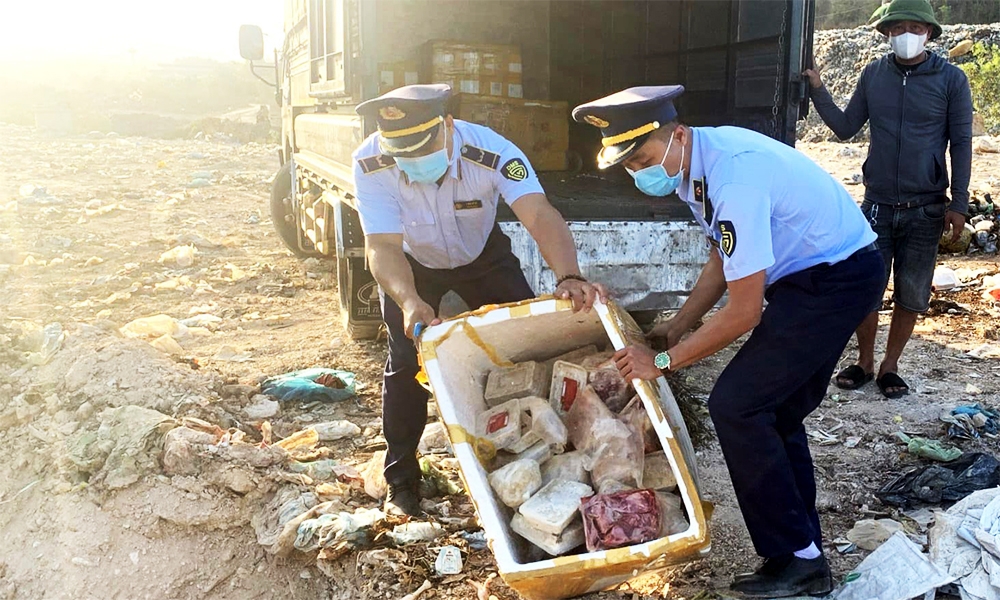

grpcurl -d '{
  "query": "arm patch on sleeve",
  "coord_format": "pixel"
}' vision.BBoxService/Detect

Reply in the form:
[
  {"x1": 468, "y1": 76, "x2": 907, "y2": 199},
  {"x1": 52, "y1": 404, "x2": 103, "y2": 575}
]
[
  {"x1": 357, "y1": 154, "x2": 396, "y2": 175},
  {"x1": 501, "y1": 158, "x2": 529, "y2": 181},
  {"x1": 460, "y1": 145, "x2": 500, "y2": 170},
  {"x1": 718, "y1": 220, "x2": 737, "y2": 257}
]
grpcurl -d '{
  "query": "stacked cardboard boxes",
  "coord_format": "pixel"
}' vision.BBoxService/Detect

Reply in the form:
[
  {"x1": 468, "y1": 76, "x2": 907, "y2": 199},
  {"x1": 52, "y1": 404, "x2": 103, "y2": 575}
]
[
  {"x1": 424, "y1": 41, "x2": 523, "y2": 99},
  {"x1": 454, "y1": 94, "x2": 569, "y2": 172}
]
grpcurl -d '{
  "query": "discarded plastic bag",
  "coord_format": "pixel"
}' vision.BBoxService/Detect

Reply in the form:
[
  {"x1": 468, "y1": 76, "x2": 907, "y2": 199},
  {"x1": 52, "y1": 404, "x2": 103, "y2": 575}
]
[
  {"x1": 23, "y1": 322, "x2": 64, "y2": 366},
  {"x1": 877, "y1": 452, "x2": 1000, "y2": 507},
  {"x1": 831, "y1": 532, "x2": 954, "y2": 600},
  {"x1": 360, "y1": 451, "x2": 388, "y2": 499},
  {"x1": 389, "y1": 522, "x2": 445, "y2": 545},
  {"x1": 121, "y1": 314, "x2": 187, "y2": 339},
  {"x1": 312, "y1": 420, "x2": 361, "y2": 441},
  {"x1": 847, "y1": 519, "x2": 905, "y2": 551},
  {"x1": 896, "y1": 432, "x2": 963, "y2": 462},
  {"x1": 261, "y1": 368, "x2": 356, "y2": 402},
  {"x1": 419, "y1": 456, "x2": 463, "y2": 496}
]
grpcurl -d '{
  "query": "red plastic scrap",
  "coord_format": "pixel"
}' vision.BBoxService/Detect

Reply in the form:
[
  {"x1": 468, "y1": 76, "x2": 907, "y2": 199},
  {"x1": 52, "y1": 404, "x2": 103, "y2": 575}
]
[{"x1": 581, "y1": 489, "x2": 661, "y2": 551}]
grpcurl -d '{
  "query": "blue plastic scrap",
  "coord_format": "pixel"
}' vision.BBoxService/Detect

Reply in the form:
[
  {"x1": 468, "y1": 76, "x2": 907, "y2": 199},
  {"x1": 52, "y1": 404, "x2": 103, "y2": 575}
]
[{"x1": 261, "y1": 367, "x2": 356, "y2": 402}]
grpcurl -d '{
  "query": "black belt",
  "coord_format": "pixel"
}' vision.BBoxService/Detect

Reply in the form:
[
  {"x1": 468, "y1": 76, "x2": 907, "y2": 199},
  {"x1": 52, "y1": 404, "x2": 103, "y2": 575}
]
[
  {"x1": 857, "y1": 242, "x2": 879, "y2": 254},
  {"x1": 871, "y1": 197, "x2": 945, "y2": 210}
]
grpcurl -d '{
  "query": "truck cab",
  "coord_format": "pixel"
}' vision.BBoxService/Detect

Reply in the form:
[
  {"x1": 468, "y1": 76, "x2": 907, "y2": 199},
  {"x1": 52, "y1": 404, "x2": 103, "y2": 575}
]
[{"x1": 241, "y1": 0, "x2": 815, "y2": 339}]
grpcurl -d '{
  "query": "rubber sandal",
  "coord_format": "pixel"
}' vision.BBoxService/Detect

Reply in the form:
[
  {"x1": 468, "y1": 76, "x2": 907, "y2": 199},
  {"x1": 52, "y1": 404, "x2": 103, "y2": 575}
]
[
  {"x1": 834, "y1": 365, "x2": 874, "y2": 390},
  {"x1": 876, "y1": 372, "x2": 910, "y2": 399}
]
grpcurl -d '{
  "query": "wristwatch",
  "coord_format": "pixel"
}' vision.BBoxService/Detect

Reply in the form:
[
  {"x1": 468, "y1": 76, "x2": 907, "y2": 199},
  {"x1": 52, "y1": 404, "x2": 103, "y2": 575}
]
[{"x1": 654, "y1": 351, "x2": 672, "y2": 372}]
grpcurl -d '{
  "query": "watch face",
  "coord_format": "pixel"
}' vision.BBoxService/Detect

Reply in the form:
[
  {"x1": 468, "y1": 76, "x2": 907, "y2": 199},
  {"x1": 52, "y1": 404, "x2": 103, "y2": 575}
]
[{"x1": 654, "y1": 352, "x2": 670, "y2": 370}]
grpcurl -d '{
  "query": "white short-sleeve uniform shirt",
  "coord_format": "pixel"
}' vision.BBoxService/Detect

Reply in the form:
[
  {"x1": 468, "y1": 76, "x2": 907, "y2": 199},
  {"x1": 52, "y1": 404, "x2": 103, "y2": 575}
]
[
  {"x1": 351, "y1": 120, "x2": 544, "y2": 270},
  {"x1": 676, "y1": 127, "x2": 876, "y2": 286}
]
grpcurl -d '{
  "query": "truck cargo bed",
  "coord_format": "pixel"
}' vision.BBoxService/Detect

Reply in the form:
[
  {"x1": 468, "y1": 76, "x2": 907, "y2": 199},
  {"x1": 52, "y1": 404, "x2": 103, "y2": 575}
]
[{"x1": 500, "y1": 173, "x2": 695, "y2": 223}]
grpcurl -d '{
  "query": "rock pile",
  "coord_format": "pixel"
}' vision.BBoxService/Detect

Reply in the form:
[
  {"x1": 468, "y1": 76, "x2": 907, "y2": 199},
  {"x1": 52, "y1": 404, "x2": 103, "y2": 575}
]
[{"x1": 798, "y1": 23, "x2": 1000, "y2": 143}]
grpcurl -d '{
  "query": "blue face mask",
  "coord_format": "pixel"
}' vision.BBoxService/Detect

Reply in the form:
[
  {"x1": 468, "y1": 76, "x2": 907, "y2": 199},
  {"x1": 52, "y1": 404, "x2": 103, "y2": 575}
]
[
  {"x1": 626, "y1": 135, "x2": 685, "y2": 197},
  {"x1": 395, "y1": 129, "x2": 451, "y2": 184}
]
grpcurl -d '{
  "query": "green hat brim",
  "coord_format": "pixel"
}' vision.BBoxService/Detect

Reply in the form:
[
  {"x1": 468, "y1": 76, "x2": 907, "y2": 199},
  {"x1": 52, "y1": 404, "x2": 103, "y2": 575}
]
[{"x1": 874, "y1": 11, "x2": 942, "y2": 40}]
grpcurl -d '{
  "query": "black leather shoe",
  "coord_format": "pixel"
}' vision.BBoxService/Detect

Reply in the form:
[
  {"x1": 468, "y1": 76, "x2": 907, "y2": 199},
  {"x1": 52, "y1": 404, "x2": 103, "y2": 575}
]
[
  {"x1": 384, "y1": 480, "x2": 423, "y2": 517},
  {"x1": 730, "y1": 554, "x2": 832, "y2": 598}
]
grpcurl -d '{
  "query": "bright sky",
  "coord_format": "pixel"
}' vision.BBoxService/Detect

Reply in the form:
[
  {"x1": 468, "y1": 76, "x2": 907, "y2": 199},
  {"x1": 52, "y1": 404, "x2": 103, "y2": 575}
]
[{"x1": 0, "y1": 1, "x2": 284, "y2": 63}]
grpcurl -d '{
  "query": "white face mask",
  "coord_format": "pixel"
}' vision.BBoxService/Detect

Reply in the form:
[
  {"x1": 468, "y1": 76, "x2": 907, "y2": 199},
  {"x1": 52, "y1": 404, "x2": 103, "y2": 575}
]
[{"x1": 891, "y1": 32, "x2": 927, "y2": 60}]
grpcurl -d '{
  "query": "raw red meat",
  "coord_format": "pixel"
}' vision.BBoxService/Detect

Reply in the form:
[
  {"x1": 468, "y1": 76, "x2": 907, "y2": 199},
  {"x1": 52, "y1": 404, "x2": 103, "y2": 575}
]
[{"x1": 581, "y1": 489, "x2": 661, "y2": 551}]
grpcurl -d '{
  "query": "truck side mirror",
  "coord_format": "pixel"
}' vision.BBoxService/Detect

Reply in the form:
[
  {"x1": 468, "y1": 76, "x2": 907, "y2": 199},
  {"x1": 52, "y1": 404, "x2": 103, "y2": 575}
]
[{"x1": 239, "y1": 25, "x2": 265, "y2": 61}]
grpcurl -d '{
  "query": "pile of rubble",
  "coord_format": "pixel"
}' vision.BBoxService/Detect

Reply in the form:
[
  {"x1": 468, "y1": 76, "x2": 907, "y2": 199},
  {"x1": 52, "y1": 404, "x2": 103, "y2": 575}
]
[{"x1": 798, "y1": 23, "x2": 1000, "y2": 143}]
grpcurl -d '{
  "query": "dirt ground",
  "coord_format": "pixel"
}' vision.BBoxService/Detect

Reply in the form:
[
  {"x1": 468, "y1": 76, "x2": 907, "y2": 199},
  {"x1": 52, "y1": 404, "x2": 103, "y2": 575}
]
[{"x1": 1, "y1": 124, "x2": 998, "y2": 600}]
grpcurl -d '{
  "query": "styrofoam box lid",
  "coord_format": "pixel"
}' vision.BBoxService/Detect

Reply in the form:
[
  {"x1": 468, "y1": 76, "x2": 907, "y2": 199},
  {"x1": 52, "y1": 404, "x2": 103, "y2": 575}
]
[{"x1": 418, "y1": 297, "x2": 709, "y2": 600}]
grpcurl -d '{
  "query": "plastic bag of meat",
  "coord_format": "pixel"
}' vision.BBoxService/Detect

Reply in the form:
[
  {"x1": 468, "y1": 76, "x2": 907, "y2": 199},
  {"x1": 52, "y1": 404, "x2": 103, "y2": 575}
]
[
  {"x1": 619, "y1": 395, "x2": 659, "y2": 454},
  {"x1": 581, "y1": 489, "x2": 661, "y2": 551},
  {"x1": 565, "y1": 385, "x2": 616, "y2": 452},
  {"x1": 589, "y1": 366, "x2": 632, "y2": 413},
  {"x1": 588, "y1": 417, "x2": 644, "y2": 493},
  {"x1": 656, "y1": 491, "x2": 689, "y2": 536}
]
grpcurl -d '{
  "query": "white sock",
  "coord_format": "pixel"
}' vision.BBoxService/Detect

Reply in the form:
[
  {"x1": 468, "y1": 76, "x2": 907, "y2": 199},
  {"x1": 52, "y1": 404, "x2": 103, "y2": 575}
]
[{"x1": 793, "y1": 542, "x2": 821, "y2": 560}]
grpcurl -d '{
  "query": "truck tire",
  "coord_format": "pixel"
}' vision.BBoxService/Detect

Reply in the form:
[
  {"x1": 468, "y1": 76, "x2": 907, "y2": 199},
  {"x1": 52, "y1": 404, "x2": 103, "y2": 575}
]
[{"x1": 270, "y1": 162, "x2": 322, "y2": 258}]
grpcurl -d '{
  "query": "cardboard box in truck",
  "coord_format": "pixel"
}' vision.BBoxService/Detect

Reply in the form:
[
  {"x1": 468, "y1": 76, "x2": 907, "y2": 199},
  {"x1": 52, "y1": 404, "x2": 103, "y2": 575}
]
[
  {"x1": 377, "y1": 61, "x2": 420, "y2": 95},
  {"x1": 418, "y1": 297, "x2": 710, "y2": 600},
  {"x1": 425, "y1": 40, "x2": 523, "y2": 99},
  {"x1": 454, "y1": 94, "x2": 569, "y2": 172}
]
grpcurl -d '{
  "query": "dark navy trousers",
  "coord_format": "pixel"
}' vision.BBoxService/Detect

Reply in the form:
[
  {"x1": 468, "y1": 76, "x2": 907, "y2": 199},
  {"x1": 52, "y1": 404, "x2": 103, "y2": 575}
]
[
  {"x1": 708, "y1": 247, "x2": 884, "y2": 558},
  {"x1": 380, "y1": 225, "x2": 534, "y2": 484}
]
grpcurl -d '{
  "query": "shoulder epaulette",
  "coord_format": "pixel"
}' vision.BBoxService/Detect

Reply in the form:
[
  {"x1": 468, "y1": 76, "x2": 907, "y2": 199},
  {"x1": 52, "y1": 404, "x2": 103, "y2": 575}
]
[
  {"x1": 357, "y1": 154, "x2": 396, "y2": 175},
  {"x1": 460, "y1": 145, "x2": 500, "y2": 170}
]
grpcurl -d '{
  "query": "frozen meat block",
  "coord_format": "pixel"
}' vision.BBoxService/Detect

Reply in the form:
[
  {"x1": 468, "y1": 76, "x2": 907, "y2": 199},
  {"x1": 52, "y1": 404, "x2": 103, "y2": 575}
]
[
  {"x1": 511, "y1": 513, "x2": 585, "y2": 557},
  {"x1": 477, "y1": 398, "x2": 522, "y2": 450},
  {"x1": 565, "y1": 385, "x2": 615, "y2": 452},
  {"x1": 518, "y1": 479, "x2": 594, "y2": 535},
  {"x1": 550, "y1": 360, "x2": 590, "y2": 417},
  {"x1": 642, "y1": 452, "x2": 677, "y2": 491},
  {"x1": 541, "y1": 451, "x2": 590, "y2": 486},
  {"x1": 485, "y1": 361, "x2": 548, "y2": 407},
  {"x1": 494, "y1": 439, "x2": 554, "y2": 470},
  {"x1": 489, "y1": 459, "x2": 542, "y2": 508},
  {"x1": 540, "y1": 345, "x2": 599, "y2": 381},
  {"x1": 581, "y1": 489, "x2": 661, "y2": 552},
  {"x1": 579, "y1": 351, "x2": 614, "y2": 369},
  {"x1": 656, "y1": 491, "x2": 689, "y2": 536}
]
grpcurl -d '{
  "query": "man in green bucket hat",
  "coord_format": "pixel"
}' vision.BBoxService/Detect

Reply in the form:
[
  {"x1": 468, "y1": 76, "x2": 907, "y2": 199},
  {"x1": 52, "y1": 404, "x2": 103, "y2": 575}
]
[{"x1": 804, "y1": 0, "x2": 971, "y2": 400}]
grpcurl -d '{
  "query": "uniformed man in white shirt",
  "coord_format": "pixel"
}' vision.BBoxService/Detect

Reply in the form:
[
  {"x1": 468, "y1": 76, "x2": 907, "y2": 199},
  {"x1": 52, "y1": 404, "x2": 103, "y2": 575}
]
[
  {"x1": 573, "y1": 86, "x2": 884, "y2": 598},
  {"x1": 353, "y1": 84, "x2": 607, "y2": 517}
]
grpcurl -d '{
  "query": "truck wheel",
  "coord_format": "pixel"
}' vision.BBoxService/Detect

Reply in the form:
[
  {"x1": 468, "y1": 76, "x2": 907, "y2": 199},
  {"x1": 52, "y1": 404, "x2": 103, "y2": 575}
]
[
  {"x1": 337, "y1": 256, "x2": 383, "y2": 341},
  {"x1": 270, "y1": 162, "x2": 322, "y2": 258}
]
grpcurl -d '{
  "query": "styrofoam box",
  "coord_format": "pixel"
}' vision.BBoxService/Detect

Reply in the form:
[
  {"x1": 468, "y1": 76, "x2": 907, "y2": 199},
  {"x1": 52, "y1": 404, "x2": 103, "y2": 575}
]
[{"x1": 419, "y1": 297, "x2": 710, "y2": 600}]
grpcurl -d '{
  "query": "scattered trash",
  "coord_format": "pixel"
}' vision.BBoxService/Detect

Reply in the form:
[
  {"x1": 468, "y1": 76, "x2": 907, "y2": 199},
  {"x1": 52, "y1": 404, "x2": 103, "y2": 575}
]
[
  {"x1": 460, "y1": 529, "x2": 488, "y2": 550},
  {"x1": 932, "y1": 266, "x2": 960, "y2": 291},
  {"x1": 968, "y1": 343, "x2": 1000, "y2": 360},
  {"x1": 831, "y1": 532, "x2": 954, "y2": 600},
  {"x1": 212, "y1": 346, "x2": 252, "y2": 362},
  {"x1": 877, "y1": 453, "x2": 1000, "y2": 507},
  {"x1": 847, "y1": 518, "x2": 905, "y2": 551},
  {"x1": 22, "y1": 322, "x2": 64, "y2": 366},
  {"x1": 895, "y1": 432, "x2": 963, "y2": 462},
  {"x1": 398, "y1": 579, "x2": 433, "y2": 600},
  {"x1": 360, "y1": 451, "x2": 388, "y2": 500},
  {"x1": 149, "y1": 334, "x2": 185, "y2": 356},
  {"x1": 388, "y1": 522, "x2": 445, "y2": 545},
  {"x1": 261, "y1": 368, "x2": 356, "y2": 402},
  {"x1": 419, "y1": 456, "x2": 463, "y2": 496},
  {"x1": 434, "y1": 545, "x2": 464, "y2": 575},
  {"x1": 929, "y1": 487, "x2": 1000, "y2": 600},
  {"x1": 312, "y1": 420, "x2": 362, "y2": 442},
  {"x1": 942, "y1": 404, "x2": 1000, "y2": 440},
  {"x1": 158, "y1": 245, "x2": 197, "y2": 268},
  {"x1": 244, "y1": 395, "x2": 280, "y2": 420},
  {"x1": 121, "y1": 314, "x2": 187, "y2": 339},
  {"x1": 418, "y1": 421, "x2": 453, "y2": 455}
]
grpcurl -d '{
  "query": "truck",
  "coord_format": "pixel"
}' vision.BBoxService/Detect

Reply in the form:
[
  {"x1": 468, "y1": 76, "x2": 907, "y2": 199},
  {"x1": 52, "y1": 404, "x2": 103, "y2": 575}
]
[{"x1": 239, "y1": 0, "x2": 816, "y2": 340}]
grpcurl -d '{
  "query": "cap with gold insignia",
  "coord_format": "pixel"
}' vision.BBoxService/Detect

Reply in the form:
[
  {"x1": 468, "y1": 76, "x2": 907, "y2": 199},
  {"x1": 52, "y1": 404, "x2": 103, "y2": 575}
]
[
  {"x1": 572, "y1": 85, "x2": 685, "y2": 169},
  {"x1": 356, "y1": 84, "x2": 452, "y2": 156}
]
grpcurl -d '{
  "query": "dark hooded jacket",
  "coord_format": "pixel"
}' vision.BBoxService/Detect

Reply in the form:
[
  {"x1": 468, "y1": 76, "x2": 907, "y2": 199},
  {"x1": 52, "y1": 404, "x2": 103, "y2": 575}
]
[{"x1": 811, "y1": 51, "x2": 973, "y2": 215}]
